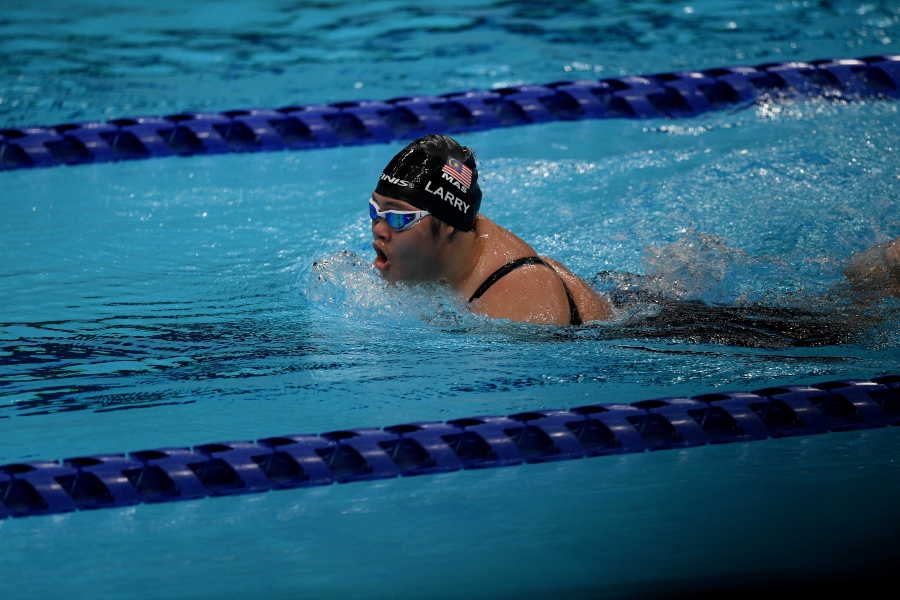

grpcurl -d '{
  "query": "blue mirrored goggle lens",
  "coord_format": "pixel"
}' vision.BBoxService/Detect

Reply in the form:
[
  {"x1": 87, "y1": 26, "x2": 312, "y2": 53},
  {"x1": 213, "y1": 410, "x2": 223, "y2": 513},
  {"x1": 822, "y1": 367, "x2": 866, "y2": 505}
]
[{"x1": 385, "y1": 212, "x2": 418, "y2": 231}]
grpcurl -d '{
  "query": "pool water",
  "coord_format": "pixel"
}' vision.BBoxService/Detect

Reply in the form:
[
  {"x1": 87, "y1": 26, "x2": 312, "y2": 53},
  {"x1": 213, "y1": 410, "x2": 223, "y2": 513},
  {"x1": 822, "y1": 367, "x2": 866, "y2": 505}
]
[{"x1": 2, "y1": 1, "x2": 899, "y2": 598}]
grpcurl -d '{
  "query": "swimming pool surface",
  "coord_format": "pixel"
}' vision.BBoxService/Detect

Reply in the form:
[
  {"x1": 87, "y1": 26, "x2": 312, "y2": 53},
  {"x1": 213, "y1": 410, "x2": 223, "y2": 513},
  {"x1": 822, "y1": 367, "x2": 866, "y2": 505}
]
[{"x1": 2, "y1": 1, "x2": 899, "y2": 598}]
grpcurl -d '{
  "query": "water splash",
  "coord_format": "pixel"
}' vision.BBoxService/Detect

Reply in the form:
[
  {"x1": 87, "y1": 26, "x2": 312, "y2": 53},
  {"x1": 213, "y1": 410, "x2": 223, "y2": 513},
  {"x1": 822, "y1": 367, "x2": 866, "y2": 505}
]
[
  {"x1": 304, "y1": 250, "x2": 470, "y2": 328},
  {"x1": 588, "y1": 230, "x2": 806, "y2": 306},
  {"x1": 640, "y1": 231, "x2": 752, "y2": 303}
]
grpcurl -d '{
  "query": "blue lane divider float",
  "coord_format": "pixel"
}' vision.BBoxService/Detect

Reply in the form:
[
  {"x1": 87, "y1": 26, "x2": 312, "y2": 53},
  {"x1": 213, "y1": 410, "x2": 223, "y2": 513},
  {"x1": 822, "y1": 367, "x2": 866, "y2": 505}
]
[
  {"x1": 1, "y1": 55, "x2": 899, "y2": 172},
  {"x1": 1, "y1": 374, "x2": 898, "y2": 519}
]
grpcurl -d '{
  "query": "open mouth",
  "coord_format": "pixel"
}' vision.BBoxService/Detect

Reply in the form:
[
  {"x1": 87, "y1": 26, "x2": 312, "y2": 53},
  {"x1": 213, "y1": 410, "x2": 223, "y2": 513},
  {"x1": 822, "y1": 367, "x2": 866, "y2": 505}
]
[{"x1": 373, "y1": 244, "x2": 389, "y2": 271}]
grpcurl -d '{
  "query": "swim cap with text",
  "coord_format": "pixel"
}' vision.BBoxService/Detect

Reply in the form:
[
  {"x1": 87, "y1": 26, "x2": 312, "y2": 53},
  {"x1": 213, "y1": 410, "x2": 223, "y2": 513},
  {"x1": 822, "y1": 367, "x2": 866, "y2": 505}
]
[{"x1": 374, "y1": 134, "x2": 482, "y2": 231}]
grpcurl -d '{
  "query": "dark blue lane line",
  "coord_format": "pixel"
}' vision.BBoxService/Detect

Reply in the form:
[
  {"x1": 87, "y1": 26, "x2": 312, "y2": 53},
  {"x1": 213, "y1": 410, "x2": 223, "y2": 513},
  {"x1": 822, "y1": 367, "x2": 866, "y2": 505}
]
[
  {"x1": 1, "y1": 374, "x2": 897, "y2": 518},
  {"x1": 1, "y1": 55, "x2": 899, "y2": 172}
]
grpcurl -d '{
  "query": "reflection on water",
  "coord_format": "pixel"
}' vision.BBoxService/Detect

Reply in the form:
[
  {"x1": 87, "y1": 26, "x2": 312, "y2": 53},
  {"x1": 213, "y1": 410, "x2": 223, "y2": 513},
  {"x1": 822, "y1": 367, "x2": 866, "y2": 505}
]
[{"x1": 2, "y1": 0, "x2": 898, "y2": 127}]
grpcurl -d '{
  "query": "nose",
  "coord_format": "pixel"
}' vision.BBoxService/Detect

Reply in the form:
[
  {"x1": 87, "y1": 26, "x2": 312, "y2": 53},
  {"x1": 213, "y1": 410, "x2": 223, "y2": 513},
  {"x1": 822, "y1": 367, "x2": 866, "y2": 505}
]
[{"x1": 372, "y1": 216, "x2": 392, "y2": 240}]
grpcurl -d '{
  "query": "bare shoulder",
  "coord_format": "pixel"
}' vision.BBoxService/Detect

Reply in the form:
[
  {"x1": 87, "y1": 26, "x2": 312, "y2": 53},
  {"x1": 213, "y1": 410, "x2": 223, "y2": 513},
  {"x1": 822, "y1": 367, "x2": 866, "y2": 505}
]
[
  {"x1": 541, "y1": 257, "x2": 611, "y2": 322},
  {"x1": 463, "y1": 217, "x2": 611, "y2": 324},
  {"x1": 469, "y1": 262, "x2": 572, "y2": 325}
]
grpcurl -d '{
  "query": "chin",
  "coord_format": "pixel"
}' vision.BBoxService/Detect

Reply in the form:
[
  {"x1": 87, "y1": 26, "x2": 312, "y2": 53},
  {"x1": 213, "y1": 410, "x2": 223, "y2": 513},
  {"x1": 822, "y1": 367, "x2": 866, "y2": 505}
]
[{"x1": 375, "y1": 267, "x2": 399, "y2": 282}]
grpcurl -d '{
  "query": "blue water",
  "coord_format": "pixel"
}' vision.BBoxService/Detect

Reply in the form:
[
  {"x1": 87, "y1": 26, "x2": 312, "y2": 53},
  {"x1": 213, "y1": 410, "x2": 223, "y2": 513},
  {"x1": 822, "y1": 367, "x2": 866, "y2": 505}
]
[{"x1": 2, "y1": 1, "x2": 900, "y2": 598}]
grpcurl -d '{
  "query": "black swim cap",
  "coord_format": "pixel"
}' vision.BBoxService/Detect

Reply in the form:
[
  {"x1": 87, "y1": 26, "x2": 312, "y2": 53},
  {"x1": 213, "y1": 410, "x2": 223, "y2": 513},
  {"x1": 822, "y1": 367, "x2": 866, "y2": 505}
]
[{"x1": 375, "y1": 134, "x2": 482, "y2": 232}]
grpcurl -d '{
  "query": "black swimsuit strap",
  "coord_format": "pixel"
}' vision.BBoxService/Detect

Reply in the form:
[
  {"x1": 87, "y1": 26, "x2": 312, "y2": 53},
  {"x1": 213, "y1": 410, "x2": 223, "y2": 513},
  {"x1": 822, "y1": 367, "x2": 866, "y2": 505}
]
[
  {"x1": 562, "y1": 280, "x2": 583, "y2": 326},
  {"x1": 468, "y1": 256, "x2": 546, "y2": 302},
  {"x1": 468, "y1": 256, "x2": 583, "y2": 326}
]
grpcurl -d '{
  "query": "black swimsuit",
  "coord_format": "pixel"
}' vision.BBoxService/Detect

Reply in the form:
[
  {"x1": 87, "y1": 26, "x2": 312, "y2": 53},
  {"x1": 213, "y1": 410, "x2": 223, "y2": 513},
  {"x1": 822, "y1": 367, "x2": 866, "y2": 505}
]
[{"x1": 468, "y1": 256, "x2": 583, "y2": 326}]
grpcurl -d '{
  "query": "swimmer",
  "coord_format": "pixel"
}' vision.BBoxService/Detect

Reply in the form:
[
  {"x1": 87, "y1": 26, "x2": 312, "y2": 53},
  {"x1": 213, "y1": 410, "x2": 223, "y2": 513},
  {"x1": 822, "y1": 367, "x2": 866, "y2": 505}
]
[
  {"x1": 369, "y1": 134, "x2": 900, "y2": 328},
  {"x1": 370, "y1": 134, "x2": 610, "y2": 326}
]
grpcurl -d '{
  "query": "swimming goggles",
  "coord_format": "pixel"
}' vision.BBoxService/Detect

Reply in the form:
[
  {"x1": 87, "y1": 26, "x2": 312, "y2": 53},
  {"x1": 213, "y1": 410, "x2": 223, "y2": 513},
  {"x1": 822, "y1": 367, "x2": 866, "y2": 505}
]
[{"x1": 369, "y1": 198, "x2": 430, "y2": 232}]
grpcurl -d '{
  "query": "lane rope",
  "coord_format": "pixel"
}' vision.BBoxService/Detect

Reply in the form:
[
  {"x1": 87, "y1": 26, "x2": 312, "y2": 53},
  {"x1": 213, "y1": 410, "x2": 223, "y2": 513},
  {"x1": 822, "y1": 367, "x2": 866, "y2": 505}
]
[
  {"x1": 1, "y1": 55, "x2": 898, "y2": 171},
  {"x1": 2, "y1": 374, "x2": 897, "y2": 518}
]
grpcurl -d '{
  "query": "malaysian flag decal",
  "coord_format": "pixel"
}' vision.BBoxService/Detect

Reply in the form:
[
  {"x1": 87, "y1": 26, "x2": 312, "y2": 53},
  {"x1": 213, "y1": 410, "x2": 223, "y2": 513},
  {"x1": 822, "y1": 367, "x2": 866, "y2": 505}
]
[{"x1": 442, "y1": 157, "x2": 472, "y2": 187}]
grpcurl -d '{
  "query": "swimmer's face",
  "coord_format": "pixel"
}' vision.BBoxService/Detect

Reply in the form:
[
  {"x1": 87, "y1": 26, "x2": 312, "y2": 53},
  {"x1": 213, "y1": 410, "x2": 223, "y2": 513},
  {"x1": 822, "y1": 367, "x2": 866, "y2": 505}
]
[{"x1": 371, "y1": 192, "x2": 444, "y2": 282}]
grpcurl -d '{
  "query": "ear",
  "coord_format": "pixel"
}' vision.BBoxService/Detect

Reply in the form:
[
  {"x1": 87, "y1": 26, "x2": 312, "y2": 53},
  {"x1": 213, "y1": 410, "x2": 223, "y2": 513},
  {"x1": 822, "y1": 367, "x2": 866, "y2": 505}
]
[
  {"x1": 444, "y1": 224, "x2": 459, "y2": 242},
  {"x1": 430, "y1": 217, "x2": 456, "y2": 241}
]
